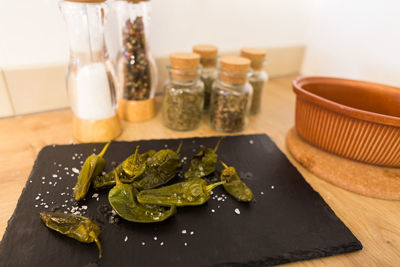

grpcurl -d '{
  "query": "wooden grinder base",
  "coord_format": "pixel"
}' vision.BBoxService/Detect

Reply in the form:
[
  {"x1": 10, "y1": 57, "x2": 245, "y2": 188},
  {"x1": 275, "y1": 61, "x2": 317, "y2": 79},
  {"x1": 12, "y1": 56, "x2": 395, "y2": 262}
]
[
  {"x1": 118, "y1": 98, "x2": 155, "y2": 122},
  {"x1": 73, "y1": 114, "x2": 121, "y2": 143},
  {"x1": 286, "y1": 127, "x2": 400, "y2": 200}
]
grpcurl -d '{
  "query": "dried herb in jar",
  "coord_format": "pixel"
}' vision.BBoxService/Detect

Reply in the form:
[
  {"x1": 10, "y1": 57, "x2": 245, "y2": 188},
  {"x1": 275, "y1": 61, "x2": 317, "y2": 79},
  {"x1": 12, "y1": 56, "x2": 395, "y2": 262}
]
[
  {"x1": 122, "y1": 17, "x2": 151, "y2": 100},
  {"x1": 209, "y1": 88, "x2": 250, "y2": 132},
  {"x1": 40, "y1": 212, "x2": 102, "y2": 259},
  {"x1": 162, "y1": 89, "x2": 204, "y2": 131},
  {"x1": 249, "y1": 79, "x2": 264, "y2": 114}
]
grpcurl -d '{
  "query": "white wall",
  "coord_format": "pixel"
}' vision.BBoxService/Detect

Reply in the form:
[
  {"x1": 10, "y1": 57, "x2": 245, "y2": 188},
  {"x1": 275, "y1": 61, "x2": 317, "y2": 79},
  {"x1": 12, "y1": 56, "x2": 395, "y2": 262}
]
[
  {"x1": 301, "y1": 0, "x2": 400, "y2": 87},
  {"x1": 0, "y1": 0, "x2": 313, "y2": 68}
]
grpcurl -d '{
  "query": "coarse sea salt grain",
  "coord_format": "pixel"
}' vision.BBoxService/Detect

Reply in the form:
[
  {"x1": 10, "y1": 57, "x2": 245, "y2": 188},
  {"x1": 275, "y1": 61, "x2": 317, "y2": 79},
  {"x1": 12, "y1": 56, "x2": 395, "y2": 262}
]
[
  {"x1": 124, "y1": 236, "x2": 128, "y2": 242},
  {"x1": 234, "y1": 208, "x2": 241, "y2": 215},
  {"x1": 261, "y1": 192, "x2": 264, "y2": 195},
  {"x1": 211, "y1": 209, "x2": 215, "y2": 213},
  {"x1": 42, "y1": 177, "x2": 45, "y2": 180},
  {"x1": 184, "y1": 242, "x2": 188, "y2": 246},
  {"x1": 92, "y1": 193, "x2": 99, "y2": 198},
  {"x1": 72, "y1": 168, "x2": 79, "y2": 174},
  {"x1": 52, "y1": 174, "x2": 57, "y2": 178},
  {"x1": 190, "y1": 231, "x2": 194, "y2": 235},
  {"x1": 249, "y1": 140, "x2": 254, "y2": 144},
  {"x1": 141, "y1": 242, "x2": 146, "y2": 246},
  {"x1": 181, "y1": 230, "x2": 187, "y2": 234},
  {"x1": 271, "y1": 185, "x2": 275, "y2": 189},
  {"x1": 154, "y1": 236, "x2": 157, "y2": 240},
  {"x1": 160, "y1": 242, "x2": 164, "y2": 246}
]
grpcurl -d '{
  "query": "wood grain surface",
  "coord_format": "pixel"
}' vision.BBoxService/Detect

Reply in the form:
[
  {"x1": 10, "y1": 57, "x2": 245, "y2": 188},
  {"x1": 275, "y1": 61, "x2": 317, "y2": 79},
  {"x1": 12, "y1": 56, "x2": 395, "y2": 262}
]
[{"x1": 0, "y1": 76, "x2": 399, "y2": 266}]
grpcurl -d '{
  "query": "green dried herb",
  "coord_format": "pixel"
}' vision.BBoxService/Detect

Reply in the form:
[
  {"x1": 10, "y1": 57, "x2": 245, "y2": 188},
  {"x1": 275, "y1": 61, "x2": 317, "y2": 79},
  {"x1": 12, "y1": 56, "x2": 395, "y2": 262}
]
[
  {"x1": 249, "y1": 79, "x2": 264, "y2": 114},
  {"x1": 73, "y1": 142, "x2": 110, "y2": 201},
  {"x1": 122, "y1": 17, "x2": 151, "y2": 100},
  {"x1": 200, "y1": 75, "x2": 215, "y2": 111},
  {"x1": 92, "y1": 148, "x2": 156, "y2": 189},
  {"x1": 209, "y1": 87, "x2": 250, "y2": 132},
  {"x1": 133, "y1": 143, "x2": 183, "y2": 190},
  {"x1": 162, "y1": 88, "x2": 204, "y2": 131},
  {"x1": 137, "y1": 178, "x2": 225, "y2": 207},
  {"x1": 40, "y1": 212, "x2": 102, "y2": 259},
  {"x1": 184, "y1": 138, "x2": 222, "y2": 180},
  {"x1": 109, "y1": 170, "x2": 176, "y2": 223},
  {"x1": 220, "y1": 161, "x2": 254, "y2": 202}
]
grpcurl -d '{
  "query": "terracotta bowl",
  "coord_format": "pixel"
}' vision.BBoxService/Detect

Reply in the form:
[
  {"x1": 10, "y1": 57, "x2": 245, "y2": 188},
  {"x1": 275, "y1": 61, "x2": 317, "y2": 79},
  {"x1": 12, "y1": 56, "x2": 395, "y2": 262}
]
[{"x1": 292, "y1": 76, "x2": 400, "y2": 167}]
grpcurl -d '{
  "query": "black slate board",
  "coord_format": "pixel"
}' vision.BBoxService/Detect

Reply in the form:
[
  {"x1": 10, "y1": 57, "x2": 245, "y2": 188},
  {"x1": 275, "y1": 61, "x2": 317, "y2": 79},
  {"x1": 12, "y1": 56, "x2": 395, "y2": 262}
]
[{"x1": 0, "y1": 134, "x2": 362, "y2": 267}]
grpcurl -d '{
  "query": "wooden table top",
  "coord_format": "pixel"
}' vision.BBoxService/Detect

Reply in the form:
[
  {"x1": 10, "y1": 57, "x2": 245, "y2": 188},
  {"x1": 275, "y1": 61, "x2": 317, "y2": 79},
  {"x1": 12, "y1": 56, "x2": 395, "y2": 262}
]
[{"x1": 0, "y1": 76, "x2": 398, "y2": 266}]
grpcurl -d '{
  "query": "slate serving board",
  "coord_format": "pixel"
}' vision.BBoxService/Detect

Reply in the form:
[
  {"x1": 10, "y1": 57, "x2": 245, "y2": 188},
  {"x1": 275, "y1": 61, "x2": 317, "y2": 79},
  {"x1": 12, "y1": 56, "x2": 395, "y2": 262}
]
[{"x1": 0, "y1": 134, "x2": 362, "y2": 267}]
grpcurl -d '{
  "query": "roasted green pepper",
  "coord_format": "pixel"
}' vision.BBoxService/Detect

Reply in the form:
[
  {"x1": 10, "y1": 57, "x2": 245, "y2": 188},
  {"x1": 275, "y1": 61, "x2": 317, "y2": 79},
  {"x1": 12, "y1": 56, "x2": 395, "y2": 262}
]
[
  {"x1": 137, "y1": 178, "x2": 225, "y2": 207},
  {"x1": 220, "y1": 161, "x2": 254, "y2": 202},
  {"x1": 184, "y1": 138, "x2": 222, "y2": 180},
  {"x1": 108, "y1": 170, "x2": 177, "y2": 223},
  {"x1": 133, "y1": 142, "x2": 183, "y2": 190},
  {"x1": 92, "y1": 148, "x2": 156, "y2": 189},
  {"x1": 40, "y1": 212, "x2": 102, "y2": 259},
  {"x1": 74, "y1": 142, "x2": 110, "y2": 201}
]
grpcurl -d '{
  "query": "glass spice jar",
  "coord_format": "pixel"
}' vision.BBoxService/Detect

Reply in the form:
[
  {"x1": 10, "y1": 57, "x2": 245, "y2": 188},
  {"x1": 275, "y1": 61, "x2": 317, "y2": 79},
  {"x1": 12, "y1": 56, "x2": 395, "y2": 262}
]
[
  {"x1": 209, "y1": 56, "x2": 252, "y2": 133},
  {"x1": 114, "y1": 0, "x2": 157, "y2": 122},
  {"x1": 59, "y1": 0, "x2": 121, "y2": 142},
  {"x1": 162, "y1": 53, "x2": 204, "y2": 131},
  {"x1": 241, "y1": 48, "x2": 268, "y2": 114},
  {"x1": 193, "y1": 44, "x2": 218, "y2": 112}
]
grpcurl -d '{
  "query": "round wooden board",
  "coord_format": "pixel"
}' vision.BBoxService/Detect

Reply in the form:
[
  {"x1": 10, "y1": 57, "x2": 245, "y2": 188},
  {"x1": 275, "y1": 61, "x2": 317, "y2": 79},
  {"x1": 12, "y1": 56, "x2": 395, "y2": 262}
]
[{"x1": 286, "y1": 127, "x2": 400, "y2": 200}]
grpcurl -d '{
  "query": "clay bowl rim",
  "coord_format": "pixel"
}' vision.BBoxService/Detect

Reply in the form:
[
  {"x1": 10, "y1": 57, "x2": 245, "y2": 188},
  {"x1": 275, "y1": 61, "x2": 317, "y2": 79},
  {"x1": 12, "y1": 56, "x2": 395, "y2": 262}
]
[{"x1": 292, "y1": 76, "x2": 400, "y2": 127}]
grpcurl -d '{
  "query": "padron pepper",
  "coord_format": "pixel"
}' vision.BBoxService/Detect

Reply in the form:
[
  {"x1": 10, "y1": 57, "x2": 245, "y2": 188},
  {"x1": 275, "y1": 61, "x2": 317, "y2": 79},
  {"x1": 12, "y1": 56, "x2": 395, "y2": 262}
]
[
  {"x1": 133, "y1": 142, "x2": 183, "y2": 190},
  {"x1": 40, "y1": 212, "x2": 102, "y2": 259},
  {"x1": 108, "y1": 170, "x2": 177, "y2": 223},
  {"x1": 92, "y1": 147, "x2": 156, "y2": 189},
  {"x1": 74, "y1": 142, "x2": 110, "y2": 201},
  {"x1": 137, "y1": 178, "x2": 225, "y2": 207},
  {"x1": 220, "y1": 161, "x2": 254, "y2": 202},
  {"x1": 184, "y1": 138, "x2": 222, "y2": 180}
]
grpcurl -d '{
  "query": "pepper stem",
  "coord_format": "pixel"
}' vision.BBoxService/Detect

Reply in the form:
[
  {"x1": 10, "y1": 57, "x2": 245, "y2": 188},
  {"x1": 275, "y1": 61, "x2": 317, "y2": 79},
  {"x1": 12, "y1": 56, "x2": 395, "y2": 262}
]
[
  {"x1": 176, "y1": 141, "x2": 183, "y2": 154},
  {"x1": 133, "y1": 145, "x2": 140, "y2": 163},
  {"x1": 220, "y1": 161, "x2": 229, "y2": 169},
  {"x1": 90, "y1": 232, "x2": 102, "y2": 259},
  {"x1": 214, "y1": 137, "x2": 223, "y2": 152},
  {"x1": 113, "y1": 169, "x2": 121, "y2": 185},
  {"x1": 98, "y1": 141, "x2": 111, "y2": 158},
  {"x1": 205, "y1": 181, "x2": 226, "y2": 193}
]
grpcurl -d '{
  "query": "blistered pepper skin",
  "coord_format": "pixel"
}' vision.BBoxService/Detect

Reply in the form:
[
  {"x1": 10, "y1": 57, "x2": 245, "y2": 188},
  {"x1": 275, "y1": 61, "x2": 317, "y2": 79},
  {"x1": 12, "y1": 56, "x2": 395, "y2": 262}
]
[
  {"x1": 108, "y1": 170, "x2": 176, "y2": 223},
  {"x1": 220, "y1": 162, "x2": 254, "y2": 202},
  {"x1": 137, "y1": 178, "x2": 225, "y2": 207},
  {"x1": 74, "y1": 142, "x2": 110, "y2": 201},
  {"x1": 184, "y1": 138, "x2": 222, "y2": 180},
  {"x1": 40, "y1": 212, "x2": 102, "y2": 259}
]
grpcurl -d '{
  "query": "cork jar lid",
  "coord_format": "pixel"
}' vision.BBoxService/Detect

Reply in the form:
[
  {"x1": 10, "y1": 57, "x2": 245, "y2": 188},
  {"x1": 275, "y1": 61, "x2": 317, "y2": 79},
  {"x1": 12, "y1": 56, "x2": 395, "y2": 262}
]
[
  {"x1": 169, "y1": 52, "x2": 200, "y2": 70},
  {"x1": 220, "y1": 56, "x2": 250, "y2": 73},
  {"x1": 240, "y1": 48, "x2": 267, "y2": 62},
  {"x1": 193, "y1": 45, "x2": 218, "y2": 58}
]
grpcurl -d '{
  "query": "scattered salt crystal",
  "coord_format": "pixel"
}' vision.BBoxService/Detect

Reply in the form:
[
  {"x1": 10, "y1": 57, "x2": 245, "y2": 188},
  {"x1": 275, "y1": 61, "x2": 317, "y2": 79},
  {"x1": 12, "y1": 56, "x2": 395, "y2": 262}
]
[
  {"x1": 234, "y1": 208, "x2": 241, "y2": 215},
  {"x1": 52, "y1": 174, "x2": 57, "y2": 178},
  {"x1": 64, "y1": 167, "x2": 68, "y2": 170},
  {"x1": 53, "y1": 162, "x2": 56, "y2": 165},
  {"x1": 261, "y1": 192, "x2": 264, "y2": 195},
  {"x1": 42, "y1": 177, "x2": 45, "y2": 180},
  {"x1": 249, "y1": 140, "x2": 254, "y2": 144},
  {"x1": 141, "y1": 242, "x2": 146, "y2": 246},
  {"x1": 124, "y1": 236, "x2": 128, "y2": 242},
  {"x1": 38, "y1": 193, "x2": 41, "y2": 196},
  {"x1": 184, "y1": 242, "x2": 188, "y2": 246},
  {"x1": 93, "y1": 148, "x2": 97, "y2": 152},
  {"x1": 45, "y1": 205, "x2": 48, "y2": 208},
  {"x1": 92, "y1": 193, "x2": 99, "y2": 198},
  {"x1": 57, "y1": 170, "x2": 60, "y2": 173},
  {"x1": 181, "y1": 230, "x2": 187, "y2": 234},
  {"x1": 42, "y1": 181, "x2": 45, "y2": 184},
  {"x1": 64, "y1": 211, "x2": 68, "y2": 214},
  {"x1": 65, "y1": 200, "x2": 68, "y2": 203},
  {"x1": 61, "y1": 192, "x2": 65, "y2": 195},
  {"x1": 80, "y1": 161, "x2": 84, "y2": 164},
  {"x1": 192, "y1": 149, "x2": 196, "y2": 152},
  {"x1": 58, "y1": 164, "x2": 62, "y2": 167},
  {"x1": 164, "y1": 144, "x2": 168, "y2": 148},
  {"x1": 66, "y1": 172, "x2": 69, "y2": 175},
  {"x1": 211, "y1": 209, "x2": 215, "y2": 213},
  {"x1": 210, "y1": 191, "x2": 213, "y2": 195},
  {"x1": 35, "y1": 205, "x2": 38, "y2": 208},
  {"x1": 82, "y1": 205, "x2": 88, "y2": 210},
  {"x1": 72, "y1": 168, "x2": 79, "y2": 174},
  {"x1": 217, "y1": 205, "x2": 220, "y2": 208},
  {"x1": 35, "y1": 196, "x2": 40, "y2": 200},
  {"x1": 271, "y1": 185, "x2": 275, "y2": 189},
  {"x1": 217, "y1": 197, "x2": 223, "y2": 201},
  {"x1": 46, "y1": 191, "x2": 49, "y2": 194},
  {"x1": 190, "y1": 231, "x2": 194, "y2": 235},
  {"x1": 29, "y1": 180, "x2": 32, "y2": 183},
  {"x1": 72, "y1": 157, "x2": 76, "y2": 160},
  {"x1": 66, "y1": 187, "x2": 69, "y2": 189},
  {"x1": 49, "y1": 182, "x2": 52, "y2": 185},
  {"x1": 160, "y1": 242, "x2": 164, "y2": 246},
  {"x1": 154, "y1": 236, "x2": 157, "y2": 240},
  {"x1": 96, "y1": 197, "x2": 99, "y2": 201}
]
